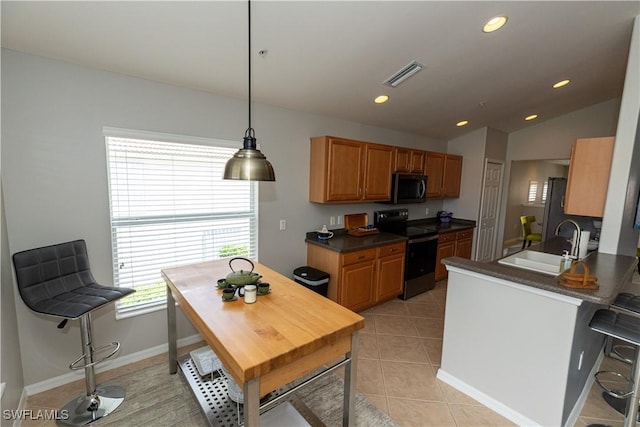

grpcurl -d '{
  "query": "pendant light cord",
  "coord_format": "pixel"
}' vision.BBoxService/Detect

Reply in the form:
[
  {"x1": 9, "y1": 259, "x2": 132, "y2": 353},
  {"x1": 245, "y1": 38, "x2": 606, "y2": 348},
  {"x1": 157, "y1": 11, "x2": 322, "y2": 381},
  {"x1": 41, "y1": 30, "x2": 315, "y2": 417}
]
[{"x1": 244, "y1": 0, "x2": 255, "y2": 142}]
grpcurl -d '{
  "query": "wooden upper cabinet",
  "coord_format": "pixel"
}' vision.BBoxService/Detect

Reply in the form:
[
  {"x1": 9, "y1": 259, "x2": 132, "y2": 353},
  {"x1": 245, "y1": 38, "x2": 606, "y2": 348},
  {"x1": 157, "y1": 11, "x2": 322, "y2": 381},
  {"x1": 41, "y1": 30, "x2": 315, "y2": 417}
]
[
  {"x1": 410, "y1": 150, "x2": 426, "y2": 173},
  {"x1": 394, "y1": 147, "x2": 425, "y2": 173},
  {"x1": 394, "y1": 147, "x2": 411, "y2": 172},
  {"x1": 426, "y1": 151, "x2": 445, "y2": 198},
  {"x1": 426, "y1": 152, "x2": 462, "y2": 199},
  {"x1": 363, "y1": 143, "x2": 394, "y2": 200},
  {"x1": 564, "y1": 137, "x2": 615, "y2": 217},
  {"x1": 309, "y1": 136, "x2": 392, "y2": 203},
  {"x1": 443, "y1": 154, "x2": 463, "y2": 198}
]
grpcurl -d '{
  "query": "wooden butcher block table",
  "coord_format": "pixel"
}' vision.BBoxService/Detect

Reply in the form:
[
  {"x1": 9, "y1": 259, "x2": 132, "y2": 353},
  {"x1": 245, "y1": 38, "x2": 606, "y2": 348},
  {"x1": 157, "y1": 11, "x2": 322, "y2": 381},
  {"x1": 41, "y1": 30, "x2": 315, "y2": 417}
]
[{"x1": 162, "y1": 258, "x2": 364, "y2": 426}]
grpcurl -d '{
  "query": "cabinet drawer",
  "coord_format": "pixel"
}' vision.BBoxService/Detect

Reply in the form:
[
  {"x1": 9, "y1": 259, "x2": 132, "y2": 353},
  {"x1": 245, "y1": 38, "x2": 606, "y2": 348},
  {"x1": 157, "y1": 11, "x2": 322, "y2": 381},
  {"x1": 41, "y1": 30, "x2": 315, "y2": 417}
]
[
  {"x1": 378, "y1": 242, "x2": 406, "y2": 257},
  {"x1": 438, "y1": 232, "x2": 456, "y2": 243},
  {"x1": 342, "y1": 248, "x2": 376, "y2": 266},
  {"x1": 456, "y1": 229, "x2": 473, "y2": 240}
]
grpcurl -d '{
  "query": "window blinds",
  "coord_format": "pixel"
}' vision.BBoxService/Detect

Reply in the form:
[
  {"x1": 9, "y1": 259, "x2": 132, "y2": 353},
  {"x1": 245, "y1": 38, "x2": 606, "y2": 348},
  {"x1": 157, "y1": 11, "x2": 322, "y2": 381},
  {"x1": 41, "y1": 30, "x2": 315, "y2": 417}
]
[{"x1": 105, "y1": 135, "x2": 257, "y2": 316}]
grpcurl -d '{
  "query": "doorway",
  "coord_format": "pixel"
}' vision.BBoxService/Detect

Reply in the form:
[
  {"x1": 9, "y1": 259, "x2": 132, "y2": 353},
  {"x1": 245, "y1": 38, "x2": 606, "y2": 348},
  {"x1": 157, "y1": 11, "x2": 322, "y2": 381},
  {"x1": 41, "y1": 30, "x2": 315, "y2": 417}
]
[{"x1": 502, "y1": 159, "x2": 569, "y2": 252}]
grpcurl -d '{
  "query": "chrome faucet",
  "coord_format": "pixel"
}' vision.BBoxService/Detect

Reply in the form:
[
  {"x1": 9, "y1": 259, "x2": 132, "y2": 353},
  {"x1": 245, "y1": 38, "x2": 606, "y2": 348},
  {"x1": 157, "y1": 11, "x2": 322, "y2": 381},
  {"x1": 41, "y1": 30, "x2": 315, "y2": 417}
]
[{"x1": 554, "y1": 219, "x2": 582, "y2": 258}]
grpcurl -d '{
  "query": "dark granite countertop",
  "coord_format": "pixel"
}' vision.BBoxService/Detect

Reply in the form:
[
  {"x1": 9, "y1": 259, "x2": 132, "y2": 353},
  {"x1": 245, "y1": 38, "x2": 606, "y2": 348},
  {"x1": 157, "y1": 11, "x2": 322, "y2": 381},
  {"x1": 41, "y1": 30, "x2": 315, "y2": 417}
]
[
  {"x1": 305, "y1": 230, "x2": 407, "y2": 253},
  {"x1": 305, "y1": 218, "x2": 476, "y2": 253},
  {"x1": 442, "y1": 237, "x2": 638, "y2": 305},
  {"x1": 409, "y1": 218, "x2": 476, "y2": 233}
]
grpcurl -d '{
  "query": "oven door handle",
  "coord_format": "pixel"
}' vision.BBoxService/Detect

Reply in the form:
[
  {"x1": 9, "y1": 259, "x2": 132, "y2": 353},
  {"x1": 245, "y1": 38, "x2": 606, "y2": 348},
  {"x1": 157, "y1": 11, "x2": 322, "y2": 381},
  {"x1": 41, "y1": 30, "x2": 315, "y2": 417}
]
[{"x1": 408, "y1": 235, "x2": 439, "y2": 244}]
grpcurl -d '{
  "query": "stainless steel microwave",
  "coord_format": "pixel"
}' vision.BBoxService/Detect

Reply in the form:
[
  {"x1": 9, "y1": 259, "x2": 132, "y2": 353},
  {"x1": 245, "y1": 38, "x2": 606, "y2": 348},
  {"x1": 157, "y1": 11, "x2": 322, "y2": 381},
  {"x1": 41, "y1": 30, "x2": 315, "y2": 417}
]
[{"x1": 387, "y1": 173, "x2": 427, "y2": 204}]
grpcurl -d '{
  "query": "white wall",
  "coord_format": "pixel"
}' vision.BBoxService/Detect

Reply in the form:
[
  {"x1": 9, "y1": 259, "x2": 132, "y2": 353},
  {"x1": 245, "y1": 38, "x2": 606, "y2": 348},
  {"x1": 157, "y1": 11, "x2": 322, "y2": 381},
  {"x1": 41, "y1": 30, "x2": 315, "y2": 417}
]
[
  {"x1": 444, "y1": 128, "x2": 487, "y2": 222},
  {"x1": 1, "y1": 48, "x2": 445, "y2": 387},
  {"x1": 600, "y1": 15, "x2": 640, "y2": 256},
  {"x1": 496, "y1": 98, "x2": 622, "y2": 252}
]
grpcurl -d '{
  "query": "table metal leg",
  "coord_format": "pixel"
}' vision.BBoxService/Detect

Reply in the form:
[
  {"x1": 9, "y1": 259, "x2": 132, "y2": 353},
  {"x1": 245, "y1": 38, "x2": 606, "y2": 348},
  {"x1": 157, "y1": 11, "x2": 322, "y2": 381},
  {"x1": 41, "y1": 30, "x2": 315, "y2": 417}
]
[
  {"x1": 243, "y1": 377, "x2": 260, "y2": 426},
  {"x1": 343, "y1": 331, "x2": 359, "y2": 427},
  {"x1": 167, "y1": 284, "x2": 177, "y2": 375}
]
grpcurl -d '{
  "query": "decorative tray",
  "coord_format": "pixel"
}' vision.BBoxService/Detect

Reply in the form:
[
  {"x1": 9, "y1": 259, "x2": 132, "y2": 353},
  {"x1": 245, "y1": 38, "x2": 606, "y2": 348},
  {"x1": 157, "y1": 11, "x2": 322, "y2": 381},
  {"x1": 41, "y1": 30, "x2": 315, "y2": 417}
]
[{"x1": 345, "y1": 213, "x2": 380, "y2": 236}]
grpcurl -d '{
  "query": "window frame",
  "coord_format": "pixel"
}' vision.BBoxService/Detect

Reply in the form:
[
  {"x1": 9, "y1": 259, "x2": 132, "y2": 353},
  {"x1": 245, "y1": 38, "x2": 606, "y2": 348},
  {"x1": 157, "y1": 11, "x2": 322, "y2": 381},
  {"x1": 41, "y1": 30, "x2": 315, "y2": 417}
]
[{"x1": 103, "y1": 127, "x2": 259, "y2": 319}]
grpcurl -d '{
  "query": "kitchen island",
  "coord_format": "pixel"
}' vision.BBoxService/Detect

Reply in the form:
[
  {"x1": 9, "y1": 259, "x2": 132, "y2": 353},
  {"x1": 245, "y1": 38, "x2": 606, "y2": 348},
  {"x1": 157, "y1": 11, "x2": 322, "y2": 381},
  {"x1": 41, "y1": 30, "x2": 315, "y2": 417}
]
[
  {"x1": 438, "y1": 240, "x2": 637, "y2": 426},
  {"x1": 162, "y1": 259, "x2": 364, "y2": 426}
]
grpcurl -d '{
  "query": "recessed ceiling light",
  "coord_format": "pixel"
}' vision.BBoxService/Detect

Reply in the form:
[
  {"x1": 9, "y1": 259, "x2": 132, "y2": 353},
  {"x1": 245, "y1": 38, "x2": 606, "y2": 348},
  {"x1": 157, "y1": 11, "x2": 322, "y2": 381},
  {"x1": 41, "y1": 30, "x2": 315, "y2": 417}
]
[
  {"x1": 483, "y1": 16, "x2": 508, "y2": 33},
  {"x1": 525, "y1": 114, "x2": 538, "y2": 121},
  {"x1": 374, "y1": 95, "x2": 389, "y2": 104},
  {"x1": 456, "y1": 120, "x2": 469, "y2": 127},
  {"x1": 553, "y1": 79, "x2": 571, "y2": 89}
]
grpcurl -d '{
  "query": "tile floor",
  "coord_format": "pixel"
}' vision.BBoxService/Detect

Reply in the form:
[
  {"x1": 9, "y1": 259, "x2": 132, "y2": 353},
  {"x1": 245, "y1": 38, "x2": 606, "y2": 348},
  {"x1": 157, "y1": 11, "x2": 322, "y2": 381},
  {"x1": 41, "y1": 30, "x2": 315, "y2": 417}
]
[
  {"x1": 21, "y1": 278, "x2": 636, "y2": 427},
  {"x1": 355, "y1": 279, "x2": 633, "y2": 427}
]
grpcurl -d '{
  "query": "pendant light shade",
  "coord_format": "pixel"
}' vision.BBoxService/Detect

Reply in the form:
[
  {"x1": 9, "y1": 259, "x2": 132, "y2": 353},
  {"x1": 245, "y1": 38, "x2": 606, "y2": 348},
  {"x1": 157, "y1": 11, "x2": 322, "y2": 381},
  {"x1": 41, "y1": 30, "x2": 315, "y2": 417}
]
[
  {"x1": 223, "y1": 130, "x2": 276, "y2": 181},
  {"x1": 223, "y1": 0, "x2": 275, "y2": 181}
]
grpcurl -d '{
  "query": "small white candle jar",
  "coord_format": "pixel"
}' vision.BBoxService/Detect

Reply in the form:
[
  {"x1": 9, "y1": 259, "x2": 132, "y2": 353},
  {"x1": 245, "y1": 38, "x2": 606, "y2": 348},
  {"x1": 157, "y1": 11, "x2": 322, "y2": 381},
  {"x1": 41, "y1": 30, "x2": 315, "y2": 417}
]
[{"x1": 244, "y1": 285, "x2": 257, "y2": 304}]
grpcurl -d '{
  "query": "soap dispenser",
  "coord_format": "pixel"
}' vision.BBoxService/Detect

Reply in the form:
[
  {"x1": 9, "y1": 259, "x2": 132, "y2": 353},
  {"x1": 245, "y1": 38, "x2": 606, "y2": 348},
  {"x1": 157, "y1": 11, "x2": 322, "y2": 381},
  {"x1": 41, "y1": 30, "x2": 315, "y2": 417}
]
[{"x1": 560, "y1": 250, "x2": 573, "y2": 272}]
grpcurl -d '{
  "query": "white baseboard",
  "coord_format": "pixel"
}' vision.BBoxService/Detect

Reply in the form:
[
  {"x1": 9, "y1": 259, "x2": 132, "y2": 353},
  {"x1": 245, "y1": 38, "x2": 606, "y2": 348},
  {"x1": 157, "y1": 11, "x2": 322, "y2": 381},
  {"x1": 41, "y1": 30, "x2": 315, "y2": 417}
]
[
  {"x1": 24, "y1": 334, "x2": 202, "y2": 396},
  {"x1": 436, "y1": 368, "x2": 539, "y2": 426}
]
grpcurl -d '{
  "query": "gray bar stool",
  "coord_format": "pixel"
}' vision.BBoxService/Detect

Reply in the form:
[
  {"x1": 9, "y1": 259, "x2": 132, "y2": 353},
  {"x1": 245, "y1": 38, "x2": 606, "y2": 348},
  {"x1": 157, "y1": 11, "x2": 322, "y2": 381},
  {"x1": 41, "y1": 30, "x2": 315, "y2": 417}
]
[
  {"x1": 609, "y1": 293, "x2": 640, "y2": 363},
  {"x1": 12, "y1": 240, "x2": 134, "y2": 425},
  {"x1": 590, "y1": 309, "x2": 640, "y2": 427}
]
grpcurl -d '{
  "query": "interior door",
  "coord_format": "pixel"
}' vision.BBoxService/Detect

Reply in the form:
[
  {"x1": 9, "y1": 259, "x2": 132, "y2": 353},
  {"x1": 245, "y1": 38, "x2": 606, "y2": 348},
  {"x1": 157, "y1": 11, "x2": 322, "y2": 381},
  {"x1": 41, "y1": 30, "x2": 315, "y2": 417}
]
[{"x1": 476, "y1": 160, "x2": 504, "y2": 262}]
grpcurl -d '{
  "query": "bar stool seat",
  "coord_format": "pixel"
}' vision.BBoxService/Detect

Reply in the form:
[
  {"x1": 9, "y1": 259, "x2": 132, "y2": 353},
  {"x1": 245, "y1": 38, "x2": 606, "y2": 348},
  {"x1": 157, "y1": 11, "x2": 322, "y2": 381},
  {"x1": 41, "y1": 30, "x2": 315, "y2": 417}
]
[
  {"x1": 590, "y1": 309, "x2": 640, "y2": 427},
  {"x1": 12, "y1": 240, "x2": 134, "y2": 425}
]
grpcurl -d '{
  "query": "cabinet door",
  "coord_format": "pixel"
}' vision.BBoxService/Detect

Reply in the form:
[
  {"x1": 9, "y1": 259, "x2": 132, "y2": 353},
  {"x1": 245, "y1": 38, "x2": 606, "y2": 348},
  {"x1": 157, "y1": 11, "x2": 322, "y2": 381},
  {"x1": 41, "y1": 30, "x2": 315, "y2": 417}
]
[
  {"x1": 340, "y1": 260, "x2": 376, "y2": 312},
  {"x1": 443, "y1": 154, "x2": 462, "y2": 198},
  {"x1": 564, "y1": 137, "x2": 615, "y2": 217},
  {"x1": 410, "y1": 150, "x2": 426, "y2": 174},
  {"x1": 363, "y1": 143, "x2": 394, "y2": 201},
  {"x1": 426, "y1": 152, "x2": 445, "y2": 198},
  {"x1": 394, "y1": 147, "x2": 411, "y2": 172},
  {"x1": 326, "y1": 138, "x2": 364, "y2": 201},
  {"x1": 435, "y1": 240, "x2": 455, "y2": 281},
  {"x1": 376, "y1": 252, "x2": 405, "y2": 302},
  {"x1": 455, "y1": 238, "x2": 473, "y2": 259}
]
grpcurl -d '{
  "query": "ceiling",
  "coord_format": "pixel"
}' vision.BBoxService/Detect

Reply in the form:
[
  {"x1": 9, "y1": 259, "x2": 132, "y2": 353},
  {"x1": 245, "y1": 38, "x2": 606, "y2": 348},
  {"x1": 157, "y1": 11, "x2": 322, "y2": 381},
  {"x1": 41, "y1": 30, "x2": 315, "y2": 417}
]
[{"x1": 2, "y1": 1, "x2": 639, "y2": 140}]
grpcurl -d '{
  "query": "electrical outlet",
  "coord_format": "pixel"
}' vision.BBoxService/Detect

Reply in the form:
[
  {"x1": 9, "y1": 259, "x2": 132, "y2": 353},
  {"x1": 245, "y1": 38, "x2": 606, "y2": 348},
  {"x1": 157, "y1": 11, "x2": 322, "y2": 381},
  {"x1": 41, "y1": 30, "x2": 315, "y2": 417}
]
[
  {"x1": 425, "y1": 208, "x2": 429, "y2": 215},
  {"x1": 279, "y1": 220, "x2": 286, "y2": 231},
  {"x1": 329, "y1": 216, "x2": 336, "y2": 226},
  {"x1": 337, "y1": 216, "x2": 342, "y2": 225}
]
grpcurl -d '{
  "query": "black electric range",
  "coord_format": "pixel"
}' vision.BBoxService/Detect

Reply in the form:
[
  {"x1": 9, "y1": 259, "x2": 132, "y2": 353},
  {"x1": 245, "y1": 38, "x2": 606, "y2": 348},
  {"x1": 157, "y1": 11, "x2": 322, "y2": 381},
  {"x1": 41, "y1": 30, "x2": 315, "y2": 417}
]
[{"x1": 374, "y1": 209, "x2": 438, "y2": 300}]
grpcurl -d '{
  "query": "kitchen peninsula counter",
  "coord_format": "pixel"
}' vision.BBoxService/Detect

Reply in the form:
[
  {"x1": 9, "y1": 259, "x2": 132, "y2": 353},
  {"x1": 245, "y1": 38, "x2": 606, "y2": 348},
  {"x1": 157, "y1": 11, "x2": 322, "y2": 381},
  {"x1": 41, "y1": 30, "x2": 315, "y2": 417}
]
[
  {"x1": 442, "y1": 237, "x2": 637, "y2": 305},
  {"x1": 438, "y1": 242, "x2": 637, "y2": 427}
]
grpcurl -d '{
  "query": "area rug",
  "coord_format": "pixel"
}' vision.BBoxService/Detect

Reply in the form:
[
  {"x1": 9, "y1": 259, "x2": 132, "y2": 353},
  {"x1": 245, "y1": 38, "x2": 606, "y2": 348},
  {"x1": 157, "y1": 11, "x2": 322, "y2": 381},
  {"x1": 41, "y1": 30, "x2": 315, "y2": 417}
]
[{"x1": 92, "y1": 358, "x2": 397, "y2": 427}]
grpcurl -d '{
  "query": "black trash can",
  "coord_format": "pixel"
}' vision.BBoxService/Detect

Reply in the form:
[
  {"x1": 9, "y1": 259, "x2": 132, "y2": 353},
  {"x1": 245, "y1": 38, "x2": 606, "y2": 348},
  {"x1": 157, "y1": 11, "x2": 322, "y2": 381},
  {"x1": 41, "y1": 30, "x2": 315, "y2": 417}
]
[{"x1": 293, "y1": 266, "x2": 329, "y2": 297}]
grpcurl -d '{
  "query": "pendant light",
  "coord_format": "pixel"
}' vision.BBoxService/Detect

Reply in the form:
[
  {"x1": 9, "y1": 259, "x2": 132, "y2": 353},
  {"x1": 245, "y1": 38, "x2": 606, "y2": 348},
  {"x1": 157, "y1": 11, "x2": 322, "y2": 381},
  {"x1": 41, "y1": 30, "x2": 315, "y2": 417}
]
[{"x1": 223, "y1": 0, "x2": 276, "y2": 181}]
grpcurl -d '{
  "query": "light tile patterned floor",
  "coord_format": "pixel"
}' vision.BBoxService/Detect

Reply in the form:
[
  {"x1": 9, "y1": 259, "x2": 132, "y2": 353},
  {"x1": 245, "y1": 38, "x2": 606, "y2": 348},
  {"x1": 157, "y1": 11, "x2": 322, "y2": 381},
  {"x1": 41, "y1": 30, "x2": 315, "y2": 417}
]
[
  {"x1": 356, "y1": 279, "x2": 632, "y2": 427},
  {"x1": 21, "y1": 276, "x2": 639, "y2": 426}
]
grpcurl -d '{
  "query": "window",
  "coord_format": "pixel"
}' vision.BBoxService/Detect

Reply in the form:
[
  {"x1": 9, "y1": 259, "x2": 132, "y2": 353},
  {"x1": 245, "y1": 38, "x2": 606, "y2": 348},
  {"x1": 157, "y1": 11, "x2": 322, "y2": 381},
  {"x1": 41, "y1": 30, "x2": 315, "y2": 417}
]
[
  {"x1": 105, "y1": 129, "x2": 257, "y2": 317},
  {"x1": 527, "y1": 181, "x2": 538, "y2": 203},
  {"x1": 542, "y1": 181, "x2": 548, "y2": 203}
]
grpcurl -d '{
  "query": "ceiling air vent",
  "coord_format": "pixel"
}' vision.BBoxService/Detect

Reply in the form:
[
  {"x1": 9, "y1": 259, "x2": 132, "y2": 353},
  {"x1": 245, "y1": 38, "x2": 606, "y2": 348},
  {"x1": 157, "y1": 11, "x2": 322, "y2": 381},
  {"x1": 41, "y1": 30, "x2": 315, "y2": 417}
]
[{"x1": 383, "y1": 60, "x2": 425, "y2": 88}]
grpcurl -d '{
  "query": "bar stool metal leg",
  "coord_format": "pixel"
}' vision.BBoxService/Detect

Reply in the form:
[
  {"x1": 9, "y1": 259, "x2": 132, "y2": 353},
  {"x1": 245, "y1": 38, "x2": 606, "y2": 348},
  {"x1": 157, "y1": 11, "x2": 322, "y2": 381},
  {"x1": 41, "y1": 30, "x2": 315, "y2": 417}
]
[
  {"x1": 59, "y1": 313, "x2": 125, "y2": 425},
  {"x1": 625, "y1": 353, "x2": 640, "y2": 427}
]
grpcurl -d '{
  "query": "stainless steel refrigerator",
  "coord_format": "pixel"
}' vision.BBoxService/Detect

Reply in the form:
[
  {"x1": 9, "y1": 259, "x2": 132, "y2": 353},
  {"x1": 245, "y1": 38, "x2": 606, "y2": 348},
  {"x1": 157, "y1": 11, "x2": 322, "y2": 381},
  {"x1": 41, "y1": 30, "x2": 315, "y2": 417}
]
[{"x1": 542, "y1": 177, "x2": 602, "y2": 241}]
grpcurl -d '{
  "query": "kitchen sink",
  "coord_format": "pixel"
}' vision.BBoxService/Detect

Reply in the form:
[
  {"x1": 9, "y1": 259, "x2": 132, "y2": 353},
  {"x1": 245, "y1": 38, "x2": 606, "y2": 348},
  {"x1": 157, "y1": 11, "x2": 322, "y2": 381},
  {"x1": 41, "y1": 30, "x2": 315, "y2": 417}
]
[{"x1": 498, "y1": 250, "x2": 567, "y2": 276}]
